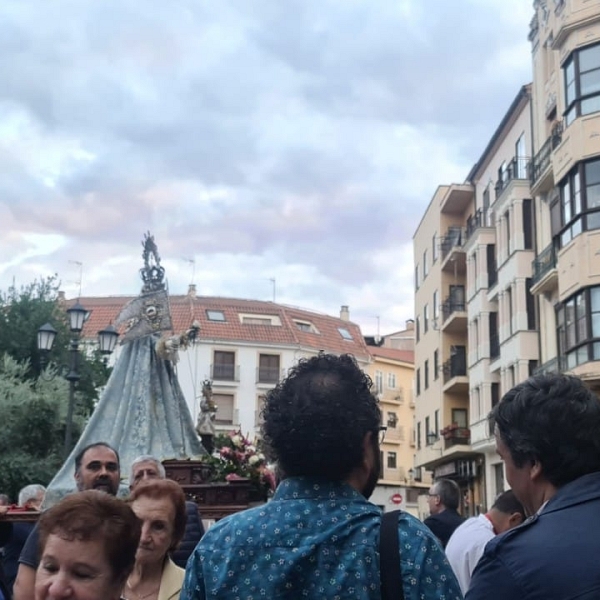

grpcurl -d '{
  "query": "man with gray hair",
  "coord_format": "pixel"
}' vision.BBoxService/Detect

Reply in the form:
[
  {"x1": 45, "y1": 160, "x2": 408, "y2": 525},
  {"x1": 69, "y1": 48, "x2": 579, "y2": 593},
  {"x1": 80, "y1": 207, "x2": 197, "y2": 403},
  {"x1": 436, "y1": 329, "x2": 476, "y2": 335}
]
[
  {"x1": 129, "y1": 455, "x2": 205, "y2": 567},
  {"x1": 424, "y1": 478, "x2": 465, "y2": 548},
  {"x1": 17, "y1": 484, "x2": 45, "y2": 511}
]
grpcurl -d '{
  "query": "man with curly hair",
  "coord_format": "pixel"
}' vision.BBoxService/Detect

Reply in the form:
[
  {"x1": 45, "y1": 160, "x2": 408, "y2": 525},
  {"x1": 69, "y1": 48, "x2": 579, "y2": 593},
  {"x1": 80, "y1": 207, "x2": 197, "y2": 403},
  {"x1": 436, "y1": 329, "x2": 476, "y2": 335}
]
[{"x1": 182, "y1": 353, "x2": 462, "y2": 599}]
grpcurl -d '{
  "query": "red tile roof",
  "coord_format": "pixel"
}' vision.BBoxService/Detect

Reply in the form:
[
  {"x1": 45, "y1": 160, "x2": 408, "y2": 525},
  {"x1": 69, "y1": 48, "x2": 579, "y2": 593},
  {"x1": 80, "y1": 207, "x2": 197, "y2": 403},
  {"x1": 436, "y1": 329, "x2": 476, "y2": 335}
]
[
  {"x1": 367, "y1": 346, "x2": 414, "y2": 365},
  {"x1": 69, "y1": 295, "x2": 370, "y2": 360}
]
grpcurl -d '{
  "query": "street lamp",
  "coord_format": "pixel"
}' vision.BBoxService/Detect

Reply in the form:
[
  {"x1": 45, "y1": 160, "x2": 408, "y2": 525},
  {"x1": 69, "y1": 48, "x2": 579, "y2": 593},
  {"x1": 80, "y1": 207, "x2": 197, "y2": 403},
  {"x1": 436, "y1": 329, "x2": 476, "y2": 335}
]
[{"x1": 37, "y1": 303, "x2": 119, "y2": 457}]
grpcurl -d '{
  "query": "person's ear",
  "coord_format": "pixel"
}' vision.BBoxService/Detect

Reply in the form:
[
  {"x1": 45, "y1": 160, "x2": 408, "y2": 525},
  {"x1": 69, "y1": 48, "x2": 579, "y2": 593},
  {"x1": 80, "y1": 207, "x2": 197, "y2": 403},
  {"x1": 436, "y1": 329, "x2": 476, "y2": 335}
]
[{"x1": 508, "y1": 512, "x2": 524, "y2": 528}]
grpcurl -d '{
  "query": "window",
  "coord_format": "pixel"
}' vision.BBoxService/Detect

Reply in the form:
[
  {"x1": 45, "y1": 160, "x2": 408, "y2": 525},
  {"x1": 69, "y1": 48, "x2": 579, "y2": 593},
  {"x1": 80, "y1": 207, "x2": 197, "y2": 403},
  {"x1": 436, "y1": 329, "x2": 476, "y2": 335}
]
[
  {"x1": 423, "y1": 249, "x2": 428, "y2": 278},
  {"x1": 387, "y1": 452, "x2": 397, "y2": 469},
  {"x1": 415, "y1": 265, "x2": 420, "y2": 290},
  {"x1": 494, "y1": 463, "x2": 505, "y2": 495},
  {"x1": 379, "y1": 452, "x2": 384, "y2": 479},
  {"x1": 387, "y1": 412, "x2": 398, "y2": 428},
  {"x1": 387, "y1": 372, "x2": 396, "y2": 389},
  {"x1": 424, "y1": 360, "x2": 429, "y2": 390},
  {"x1": 452, "y1": 408, "x2": 468, "y2": 428},
  {"x1": 490, "y1": 312, "x2": 500, "y2": 359},
  {"x1": 417, "y1": 421, "x2": 421, "y2": 449},
  {"x1": 504, "y1": 210, "x2": 511, "y2": 254},
  {"x1": 212, "y1": 351, "x2": 236, "y2": 381},
  {"x1": 523, "y1": 199, "x2": 533, "y2": 250},
  {"x1": 433, "y1": 290, "x2": 439, "y2": 322},
  {"x1": 487, "y1": 244, "x2": 497, "y2": 288},
  {"x1": 432, "y1": 233, "x2": 438, "y2": 262},
  {"x1": 557, "y1": 285, "x2": 600, "y2": 369},
  {"x1": 258, "y1": 354, "x2": 280, "y2": 383},
  {"x1": 433, "y1": 349, "x2": 439, "y2": 380},
  {"x1": 563, "y1": 42, "x2": 600, "y2": 126},
  {"x1": 434, "y1": 409, "x2": 439, "y2": 437},
  {"x1": 425, "y1": 416, "x2": 430, "y2": 443},
  {"x1": 423, "y1": 304, "x2": 429, "y2": 334},
  {"x1": 529, "y1": 360, "x2": 539, "y2": 377},
  {"x1": 415, "y1": 316, "x2": 420, "y2": 343},
  {"x1": 507, "y1": 286, "x2": 513, "y2": 336},
  {"x1": 416, "y1": 368, "x2": 421, "y2": 396},
  {"x1": 213, "y1": 393, "x2": 235, "y2": 425},
  {"x1": 375, "y1": 370, "x2": 384, "y2": 394},
  {"x1": 206, "y1": 310, "x2": 225, "y2": 321},
  {"x1": 526, "y1": 278, "x2": 537, "y2": 330},
  {"x1": 491, "y1": 382, "x2": 500, "y2": 408},
  {"x1": 242, "y1": 316, "x2": 273, "y2": 325},
  {"x1": 338, "y1": 327, "x2": 353, "y2": 340},
  {"x1": 294, "y1": 320, "x2": 318, "y2": 333}
]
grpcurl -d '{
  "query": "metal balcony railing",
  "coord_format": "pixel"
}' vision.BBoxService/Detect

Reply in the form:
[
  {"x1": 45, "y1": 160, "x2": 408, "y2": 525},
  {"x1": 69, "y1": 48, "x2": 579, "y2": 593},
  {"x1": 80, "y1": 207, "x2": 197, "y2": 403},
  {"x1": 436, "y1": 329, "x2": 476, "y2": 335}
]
[
  {"x1": 256, "y1": 366, "x2": 282, "y2": 384},
  {"x1": 211, "y1": 363, "x2": 240, "y2": 381},
  {"x1": 531, "y1": 243, "x2": 557, "y2": 286},
  {"x1": 465, "y1": 208, "x2": 486, "y2": 242},
  {"x1": 440, "y1": 227, "x2": 465, "y2": 261},
  {"x1": 441, "y1": 296, "x2": 466, "y2": 322},
  {"x1": 534, "y1": 356, "x2": 566, "y2": 376},
  {"x1": 495, "y1": 156, "x2": 531, "y2": 199},
  {"x1": 442, "y1": 352, "x2": 467, "y2": 384},
  {"x1": 443, "y1": 427, "x2": 471, "y2": 449},
  {"x1": 531, "y1": 122, "x2": 563, "y2": 186}
]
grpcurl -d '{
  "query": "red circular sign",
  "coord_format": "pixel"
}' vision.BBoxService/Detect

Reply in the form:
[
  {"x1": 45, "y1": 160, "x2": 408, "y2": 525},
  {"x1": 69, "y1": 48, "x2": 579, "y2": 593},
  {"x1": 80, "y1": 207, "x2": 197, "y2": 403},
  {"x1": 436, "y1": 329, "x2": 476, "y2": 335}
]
[{"x1": 391, "y1": 493, "x2": 403, "y2": 504}]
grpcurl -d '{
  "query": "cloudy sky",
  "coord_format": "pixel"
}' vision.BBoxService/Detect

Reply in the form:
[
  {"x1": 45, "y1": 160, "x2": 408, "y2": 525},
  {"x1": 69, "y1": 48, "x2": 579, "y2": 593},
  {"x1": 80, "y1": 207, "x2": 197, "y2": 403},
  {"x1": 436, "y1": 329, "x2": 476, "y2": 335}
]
[{"x1": 0, "y1": 0, "x2": 533, "y2": 335}]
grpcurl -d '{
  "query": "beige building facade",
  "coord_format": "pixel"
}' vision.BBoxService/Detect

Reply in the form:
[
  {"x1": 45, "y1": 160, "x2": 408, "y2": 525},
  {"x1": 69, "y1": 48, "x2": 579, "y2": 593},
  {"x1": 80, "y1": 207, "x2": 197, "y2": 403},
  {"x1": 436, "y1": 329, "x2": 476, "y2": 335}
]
[
  {"x1": 530, "y1": 0, "x2": 600, "y2": 395},
  {"x1": 412, "y1": 0, "x2": 600, "y2": 512},
  {"x1": 365, "y1": 346, "x2": 428, "y2": 517}
]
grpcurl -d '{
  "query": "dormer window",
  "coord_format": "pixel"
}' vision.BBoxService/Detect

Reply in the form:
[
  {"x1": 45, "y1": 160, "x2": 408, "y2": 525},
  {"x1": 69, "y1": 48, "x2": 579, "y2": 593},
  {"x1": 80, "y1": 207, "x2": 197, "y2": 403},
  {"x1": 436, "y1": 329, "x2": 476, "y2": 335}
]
[{"x1": 338, "y1": 327, "x2": 353, "y2": 340}]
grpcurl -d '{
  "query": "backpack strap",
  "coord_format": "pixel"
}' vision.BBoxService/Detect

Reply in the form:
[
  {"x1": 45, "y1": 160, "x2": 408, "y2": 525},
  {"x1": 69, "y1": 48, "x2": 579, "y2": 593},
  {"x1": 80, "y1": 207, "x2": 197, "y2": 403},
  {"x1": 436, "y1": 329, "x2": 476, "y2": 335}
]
[{"x1": 380, "y1": 510, "x2": 404, "y2": 600}]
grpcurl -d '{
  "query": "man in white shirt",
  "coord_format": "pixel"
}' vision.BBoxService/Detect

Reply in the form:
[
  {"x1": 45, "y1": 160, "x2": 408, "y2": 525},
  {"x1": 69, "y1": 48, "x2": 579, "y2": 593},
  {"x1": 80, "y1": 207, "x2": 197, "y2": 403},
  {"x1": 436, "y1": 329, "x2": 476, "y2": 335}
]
[{"x1": 446, "y1": 489, "x2": 525, "y2": 594}]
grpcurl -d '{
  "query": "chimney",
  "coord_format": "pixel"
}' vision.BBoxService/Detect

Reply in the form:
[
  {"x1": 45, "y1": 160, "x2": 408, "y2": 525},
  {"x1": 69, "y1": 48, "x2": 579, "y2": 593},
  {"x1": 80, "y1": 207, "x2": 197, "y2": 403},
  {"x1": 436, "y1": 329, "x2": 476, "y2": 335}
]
[
  {"x1": 58, "y1": 290, "x2": 66, "y2": 303},
  {"x1": 340, "y1": 305, "x2": 350, "y2": 321},
  {"x1": 188, "y1": 284, "x2": 197, "y2": 298},
  {"x1": 405, "y1": 319, "x2": 414, "y2": 330}
]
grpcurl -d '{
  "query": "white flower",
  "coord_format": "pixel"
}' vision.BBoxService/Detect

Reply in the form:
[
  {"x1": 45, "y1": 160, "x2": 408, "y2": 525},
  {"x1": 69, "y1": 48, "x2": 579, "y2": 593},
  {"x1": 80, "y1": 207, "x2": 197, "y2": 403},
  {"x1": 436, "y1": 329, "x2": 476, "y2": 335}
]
[
  {"x1": 247, "y1": 445, "x2": 256, "y2": 454},
  {"x1": 231, "y1": 434, "x2": 244, "y2": 448},
  {"x1": 248, "y1": 455, "x2": 261, "y2": 466}
]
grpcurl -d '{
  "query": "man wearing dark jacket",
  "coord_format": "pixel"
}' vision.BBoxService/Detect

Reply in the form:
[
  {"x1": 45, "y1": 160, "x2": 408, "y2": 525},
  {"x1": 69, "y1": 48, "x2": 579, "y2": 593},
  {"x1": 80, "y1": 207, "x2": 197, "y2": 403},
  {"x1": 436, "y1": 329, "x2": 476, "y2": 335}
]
[
  {"x1": 424, "y1": 478, "x2": 465, "y2": 548},
  {"x1": 467, "y1": 373, "x2": 600, "y2": 599},
  {"x1": 130, "y1": 455, "x2": 205, "y2": 567}
]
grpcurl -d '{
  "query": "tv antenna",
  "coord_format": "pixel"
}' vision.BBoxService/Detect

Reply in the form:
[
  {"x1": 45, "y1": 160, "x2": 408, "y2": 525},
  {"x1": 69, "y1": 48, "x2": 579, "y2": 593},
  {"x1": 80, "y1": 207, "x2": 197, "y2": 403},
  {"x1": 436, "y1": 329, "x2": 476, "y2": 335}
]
[
  {"x1": 68, "y1": 261, "x2": 83, "y2": 297},
  {"x1": 183, "y1": 258, "x2": 196, "y2": 284}
]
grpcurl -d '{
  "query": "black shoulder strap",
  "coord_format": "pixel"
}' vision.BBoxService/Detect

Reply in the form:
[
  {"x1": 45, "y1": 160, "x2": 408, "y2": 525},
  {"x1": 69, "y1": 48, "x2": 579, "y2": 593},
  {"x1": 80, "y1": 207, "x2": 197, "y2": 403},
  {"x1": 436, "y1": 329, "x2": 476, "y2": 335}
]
[{"x1": 380, "y1": 510, "x2": 404, "y2": 600}]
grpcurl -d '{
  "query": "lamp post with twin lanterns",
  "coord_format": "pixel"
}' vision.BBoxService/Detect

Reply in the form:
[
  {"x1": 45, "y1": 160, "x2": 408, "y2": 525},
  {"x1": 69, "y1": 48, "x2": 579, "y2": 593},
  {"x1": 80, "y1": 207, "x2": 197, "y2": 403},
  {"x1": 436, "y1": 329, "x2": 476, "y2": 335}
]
[{"x1": 37, "y1": 301, "x2": 119, "y2": 457}]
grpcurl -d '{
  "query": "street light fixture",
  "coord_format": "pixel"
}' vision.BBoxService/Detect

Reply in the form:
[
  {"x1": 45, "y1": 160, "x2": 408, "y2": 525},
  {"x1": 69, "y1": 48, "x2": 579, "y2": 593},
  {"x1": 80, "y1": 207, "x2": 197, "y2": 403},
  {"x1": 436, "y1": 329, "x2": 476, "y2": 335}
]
[{"x1": 37, "y1": 303, "x2": 118, "y2": 457}]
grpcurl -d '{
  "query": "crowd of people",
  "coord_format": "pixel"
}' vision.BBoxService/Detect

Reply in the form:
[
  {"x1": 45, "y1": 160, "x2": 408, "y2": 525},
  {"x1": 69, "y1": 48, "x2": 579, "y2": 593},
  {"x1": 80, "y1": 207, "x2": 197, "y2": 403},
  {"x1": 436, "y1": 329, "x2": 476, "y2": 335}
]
[{"x1": 1, "y1": 354, "x2": 600, "y2": 599}]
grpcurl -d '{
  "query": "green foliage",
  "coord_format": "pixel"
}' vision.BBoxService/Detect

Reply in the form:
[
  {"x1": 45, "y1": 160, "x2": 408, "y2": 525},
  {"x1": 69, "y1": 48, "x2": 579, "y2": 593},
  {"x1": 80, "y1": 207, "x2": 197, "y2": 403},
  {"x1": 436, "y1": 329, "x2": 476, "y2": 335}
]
[
  {"x1": 0, "y1": 356, "x2": 84, "y2": 500},
  {"x1": 0, "y1": 277, "x2": 111, "y2": 498}
]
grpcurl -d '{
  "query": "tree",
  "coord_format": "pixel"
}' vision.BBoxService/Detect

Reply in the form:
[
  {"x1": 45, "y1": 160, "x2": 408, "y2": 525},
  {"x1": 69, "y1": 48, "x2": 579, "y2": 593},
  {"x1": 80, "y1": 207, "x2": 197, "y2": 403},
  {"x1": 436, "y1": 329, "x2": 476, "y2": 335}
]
[
  {"x1": 0, "y1": 356, "x2": 85, "y2": 500},
  {"x1": 0, "y1": 277, "x2": 110, "y2": 492},
  {"x1": 0, "y1": 277, "x2": 112, "y2": 457}
]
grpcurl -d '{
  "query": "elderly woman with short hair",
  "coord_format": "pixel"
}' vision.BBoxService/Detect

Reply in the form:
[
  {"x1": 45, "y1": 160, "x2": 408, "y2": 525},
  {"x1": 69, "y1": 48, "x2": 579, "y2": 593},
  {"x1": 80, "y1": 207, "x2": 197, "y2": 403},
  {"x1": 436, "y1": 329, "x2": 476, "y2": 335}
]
[
  {"x1": 124, "y1": 479, "x2": 187, "y2": 600},
  {"x1": 35, "y1": 490, "x2": 141, "y2": 600}
]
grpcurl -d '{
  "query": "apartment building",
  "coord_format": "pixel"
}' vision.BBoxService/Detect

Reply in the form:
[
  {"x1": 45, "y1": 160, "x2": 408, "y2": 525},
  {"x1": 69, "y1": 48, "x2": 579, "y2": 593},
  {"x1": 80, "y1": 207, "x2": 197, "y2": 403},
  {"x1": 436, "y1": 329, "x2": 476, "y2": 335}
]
[
  {"x1": 413, "y1": 183, "x2": 485, "y2": 516},
  {"x1": 413, "y1": 85, "x2": 537, "y2": 512},
  {"x1": 365, "y1": 345, "x2": 426, "y2": 516},
  {"x1": 466, "y1": 86, "x2": 538, "y2": 509},
  {"x1": 412, "y1": 0, "x2": 600, "y2": 511},
  {"x1": 529, "y1": 0, "x2": 600, "y2": 395}
]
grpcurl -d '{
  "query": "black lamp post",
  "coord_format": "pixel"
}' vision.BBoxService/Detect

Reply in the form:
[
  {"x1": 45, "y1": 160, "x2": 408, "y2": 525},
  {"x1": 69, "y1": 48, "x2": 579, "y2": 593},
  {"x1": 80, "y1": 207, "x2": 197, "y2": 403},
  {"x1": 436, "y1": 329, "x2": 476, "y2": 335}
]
[{"x1": 38, "y1": 302, "x2": 119, "y2": 457}]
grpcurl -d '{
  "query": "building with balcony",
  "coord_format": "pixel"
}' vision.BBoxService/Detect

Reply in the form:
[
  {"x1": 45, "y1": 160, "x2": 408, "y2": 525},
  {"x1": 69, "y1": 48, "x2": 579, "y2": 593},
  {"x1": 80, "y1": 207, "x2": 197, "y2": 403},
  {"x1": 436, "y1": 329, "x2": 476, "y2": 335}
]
[
  {"x1": 413, "y1": 183, "x2": 485, "y2": 516},
  {"x1": 529, "y1": 0, "x2": 600, "y2": 394},
  {"x1": 73, "y1": 290, "x2": 371, "y2": 437},
  {"x1": 413, "y1": 84, "x2": 537, "y2": 512},
  {"x1": 365, "y1": 345, "x2": 428, "y2": 517}
]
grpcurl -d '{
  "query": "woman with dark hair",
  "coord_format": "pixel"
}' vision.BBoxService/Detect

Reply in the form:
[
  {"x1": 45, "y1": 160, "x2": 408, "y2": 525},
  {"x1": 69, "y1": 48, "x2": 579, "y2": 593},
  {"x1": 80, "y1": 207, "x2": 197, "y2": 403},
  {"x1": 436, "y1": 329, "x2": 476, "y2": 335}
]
[
  {"x1": 124, "y1": 479, "x2": 187, "y2": 600},
  {"x1": 35, "y1": 490, "x2": 141, "y2": 600}
]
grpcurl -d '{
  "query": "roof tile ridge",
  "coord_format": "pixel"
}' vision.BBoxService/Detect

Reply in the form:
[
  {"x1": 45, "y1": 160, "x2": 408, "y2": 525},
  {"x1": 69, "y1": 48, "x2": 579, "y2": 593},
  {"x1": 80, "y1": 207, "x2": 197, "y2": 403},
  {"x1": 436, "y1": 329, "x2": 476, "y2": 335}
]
[{"x1": 278, "y1": 304, "x2": 300, "y2": 345}]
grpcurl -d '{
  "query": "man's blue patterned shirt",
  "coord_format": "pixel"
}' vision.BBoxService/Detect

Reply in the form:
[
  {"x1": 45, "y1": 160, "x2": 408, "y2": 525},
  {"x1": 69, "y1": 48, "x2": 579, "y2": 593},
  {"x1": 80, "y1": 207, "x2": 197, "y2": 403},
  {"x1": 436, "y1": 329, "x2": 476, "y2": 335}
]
[{"x1": 182, "y1": 477, "x2": 463, "y2": 600}]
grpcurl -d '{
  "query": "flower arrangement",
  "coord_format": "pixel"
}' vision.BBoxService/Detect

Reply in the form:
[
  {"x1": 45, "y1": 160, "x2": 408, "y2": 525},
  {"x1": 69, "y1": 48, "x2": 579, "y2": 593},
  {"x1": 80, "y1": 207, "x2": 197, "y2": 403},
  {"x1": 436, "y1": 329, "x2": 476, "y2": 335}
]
[{"x1": 203, "y1": 431, "x2": 276, "y2": 501}]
